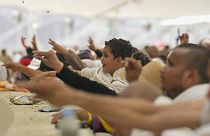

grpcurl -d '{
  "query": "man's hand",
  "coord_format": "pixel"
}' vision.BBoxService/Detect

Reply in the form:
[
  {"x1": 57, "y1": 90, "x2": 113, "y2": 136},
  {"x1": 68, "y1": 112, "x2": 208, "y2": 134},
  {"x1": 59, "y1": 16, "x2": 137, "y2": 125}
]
[
  {"x1": 125, "y1": 58, "x2": 142, "y2": 83},
  {"x1": 31, "y1": 35, "x2": 38, "y2": 50},
  {"x1": 33, "y1": 50, "x2": 64, "y2": 72},
  {"x1": 17, "y1": 77, "x2": 75, "y2": 106},
  {"x1": 87, "y1": 36, "x2": 96, "y2": 51},
  {"x1": 48, "y1": 39, "x2": 69, "y2": 55},
  {"x1": 31, "y1": 71, "x2": 57, "y2": 81},
  {"x1": 3, "y1": 62, "x2": 23, "y2": 71},
  {"x1": 179, "y1": 33, "x2": 189, "y2": 45},
  {"x1": 21, "y1": 36, "x2": 28, "y2": 49},
  {"x1": 51, "y1": 112, "x2": 61, "y2": 124}
]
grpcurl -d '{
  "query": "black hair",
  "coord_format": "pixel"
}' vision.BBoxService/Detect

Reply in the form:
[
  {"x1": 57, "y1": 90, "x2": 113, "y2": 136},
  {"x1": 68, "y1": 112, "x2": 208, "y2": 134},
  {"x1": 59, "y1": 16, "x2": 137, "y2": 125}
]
[
  {"x1": 26, "y1": 47, "x2": 33, "y2": 55},
  {"x1": 104, "y1": 38, "x2": 133, "y2": 59},
  {"x1": 24, "y1": 47, "x2": 33, "y2": 59},
  {"x1": 1, "y1": 49, "x2": 6, "y2": 55},
  {"x1": 78, "y1": 49, "x2": 92, "y2": 59},
  {"x1": 176, "y1": 43, "x2": 210, "y2": 83},
  {"x1": 132, "y1": 51, "x2": 151, "y2": 66}
]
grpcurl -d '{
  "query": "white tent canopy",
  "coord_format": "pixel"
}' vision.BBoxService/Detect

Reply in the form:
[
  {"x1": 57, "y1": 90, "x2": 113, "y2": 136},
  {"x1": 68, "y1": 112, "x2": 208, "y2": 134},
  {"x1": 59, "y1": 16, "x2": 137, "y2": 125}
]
[
  {"x1": 0, "y1": 0, "x2": 210, "y2": 52},
  {"x1": 0, "y1": 0, "x2": 210, "y2": 19}
]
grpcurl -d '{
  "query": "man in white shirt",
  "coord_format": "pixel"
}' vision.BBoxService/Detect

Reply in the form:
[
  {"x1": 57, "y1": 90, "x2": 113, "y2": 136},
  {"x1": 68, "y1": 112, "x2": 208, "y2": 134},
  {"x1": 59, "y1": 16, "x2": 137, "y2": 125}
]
[
  {"x1": 130, "y1": 44, "x2": 210, "y2": 136},
  {"x1": 161, "y1": 43, "x2": 210, "y2": 101},
  {"x1": 151, "y1": 44, "x2": 210, "y2": 136}
]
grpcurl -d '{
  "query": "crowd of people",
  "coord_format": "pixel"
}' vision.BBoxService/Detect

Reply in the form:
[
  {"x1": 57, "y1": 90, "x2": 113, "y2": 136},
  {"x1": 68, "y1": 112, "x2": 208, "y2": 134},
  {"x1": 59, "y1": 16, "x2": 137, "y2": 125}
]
[{"x1": 1, "y1": 33, "x2": 210, "y2": 136}]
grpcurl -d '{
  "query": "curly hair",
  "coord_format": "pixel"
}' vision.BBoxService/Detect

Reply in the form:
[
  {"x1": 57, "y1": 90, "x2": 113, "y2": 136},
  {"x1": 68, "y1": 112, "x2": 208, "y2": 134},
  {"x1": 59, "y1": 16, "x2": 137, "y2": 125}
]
[
  {"x1": 104, "y1": 38, "x2": 133, "y2": 59},
  {"x1": 132, "y1": 51, "x2": 151, "y2": 66}
]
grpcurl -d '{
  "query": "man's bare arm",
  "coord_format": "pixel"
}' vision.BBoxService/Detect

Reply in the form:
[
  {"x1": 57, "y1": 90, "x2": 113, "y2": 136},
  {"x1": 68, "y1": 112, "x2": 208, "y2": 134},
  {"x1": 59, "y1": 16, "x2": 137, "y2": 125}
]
[{"x1": 4, "y1": 62, "x2": 42, "y2": 77}]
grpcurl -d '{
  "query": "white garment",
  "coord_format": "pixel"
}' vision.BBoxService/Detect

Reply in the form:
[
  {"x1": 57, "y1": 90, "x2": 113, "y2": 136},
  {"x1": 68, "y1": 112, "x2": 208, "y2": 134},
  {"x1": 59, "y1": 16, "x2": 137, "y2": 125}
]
[
  {"x1": 129, "y1": 84, "x2": 209, "y2": 136},
  {"x1": 130, "y1": 129, "x2": 154, "y2": 136},
  {"x1": 161, "y1": 128, "x2": 196, "y2": 136},
  {"x1": 0, "y1": 61, "x2": 7, "y2": 81},
  {"x1": 196, "y1": 123, "x2": 210, "y2": 136},
  {"x1": 82, "y1": 59, "x2": 97, "y2": 68},
  {"x1": 160, "y1": 84, "x2": 209, "y2": 135},
  {"x1": 154, "y1": 96, "x2": 172, "y2": 105},
  {"x1": 174, "y1": 84, "x2": 209, "y2": 102},
  {"x1": 77, "y1": 67, "x2": 128, "y2": 94},
  {"x1": 27, "y1": 58, "x2": 41, "y2": 70},
  {"x1": 12, "y1": 53, "x2": 22, "y2": 63}
]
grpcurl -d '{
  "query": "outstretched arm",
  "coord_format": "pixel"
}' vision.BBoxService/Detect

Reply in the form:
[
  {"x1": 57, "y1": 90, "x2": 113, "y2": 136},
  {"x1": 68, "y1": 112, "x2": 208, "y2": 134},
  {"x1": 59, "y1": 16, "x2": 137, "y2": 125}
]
[
  {"x1": 31, "y1": 35, "x2": 38, "y2": 50},
  {"x1": 56, "y1": 66, "x2": 117, "y2": 96},
  {"x1": 32, "y1": 50, "x2": 117, "y2": 95},
  {"x1": 4, "y1": 62, "x2": 42, "y2": 77},
  {"x1": 21, "y1": 37, "x2": 28, "y2": 49},
  {"x1": 48, "y1": 39, "x2": 86, "y2": 70},
  {"x1": 19, "y1": 78, "x2": 204, "y2": 133}
]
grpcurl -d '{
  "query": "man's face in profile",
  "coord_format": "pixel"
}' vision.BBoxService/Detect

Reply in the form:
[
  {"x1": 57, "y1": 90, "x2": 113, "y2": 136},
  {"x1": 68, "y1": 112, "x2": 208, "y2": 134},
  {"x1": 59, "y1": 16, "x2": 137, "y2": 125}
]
[{"x1": 161, "y1": 49, "x2": 188, "y2": 98}]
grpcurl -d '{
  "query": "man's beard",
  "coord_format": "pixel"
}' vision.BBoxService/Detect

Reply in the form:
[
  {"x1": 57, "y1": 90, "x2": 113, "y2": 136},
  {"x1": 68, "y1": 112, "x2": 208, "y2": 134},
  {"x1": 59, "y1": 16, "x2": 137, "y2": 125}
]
[{"x1": 164, "y1": 88, "x2": 183, "y2": 99}]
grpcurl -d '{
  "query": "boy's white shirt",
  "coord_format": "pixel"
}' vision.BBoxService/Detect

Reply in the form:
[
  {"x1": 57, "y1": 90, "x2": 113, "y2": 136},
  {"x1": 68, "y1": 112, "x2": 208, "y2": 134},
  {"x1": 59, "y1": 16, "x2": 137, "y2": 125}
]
[{"x1": 77, "y1": 66, "x2": 128, "y2": 94}]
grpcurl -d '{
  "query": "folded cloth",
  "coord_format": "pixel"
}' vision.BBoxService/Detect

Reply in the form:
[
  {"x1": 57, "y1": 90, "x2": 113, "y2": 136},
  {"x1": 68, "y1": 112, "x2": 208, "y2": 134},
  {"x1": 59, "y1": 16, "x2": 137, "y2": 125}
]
[
  {"x1": 87, "y1": 112, "x2": 113, "y2": 133},
  {"x1": 10, "y1": 95, "x2": 41, "y2": 105}
]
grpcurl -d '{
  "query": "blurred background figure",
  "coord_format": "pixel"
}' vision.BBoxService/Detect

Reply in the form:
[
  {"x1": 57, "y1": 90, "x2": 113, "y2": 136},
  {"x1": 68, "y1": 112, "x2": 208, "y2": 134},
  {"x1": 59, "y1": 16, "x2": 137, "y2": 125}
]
[
  {"x1": 144, "y1": 45, "x2": 159, "y2": 59},
  {"x1": 0, "y1": 61, "x2": 8, "y2": 81},
  {"x1": 0, "y1": 49, "x2": 12, "y2": 64},
  {"x1": 199, "y1": 38, "x2": 210, "y2": 50}
]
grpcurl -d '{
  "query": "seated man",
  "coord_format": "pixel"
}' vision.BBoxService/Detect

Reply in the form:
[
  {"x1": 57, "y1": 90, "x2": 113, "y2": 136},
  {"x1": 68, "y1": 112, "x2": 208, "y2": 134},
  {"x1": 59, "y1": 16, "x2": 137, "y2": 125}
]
[{"x1": 160, "y1": 43, "x2": 210, "y2": 102}]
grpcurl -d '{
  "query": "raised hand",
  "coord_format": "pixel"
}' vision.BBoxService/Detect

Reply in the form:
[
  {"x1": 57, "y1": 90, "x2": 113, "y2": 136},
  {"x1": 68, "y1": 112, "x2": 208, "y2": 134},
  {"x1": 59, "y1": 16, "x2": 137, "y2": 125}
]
[
  {"x1": 48, "y1": 39, "x2": 68, "y2": 55},
  {"x1": 179, "y1": 33, "x2": 189, "y2": 45},
  {"x1": 33, "y1": 50, "x2": 63, "y2": 72},
  {"x1": 87, "y1": 36, "x2": 96, "y2": 51},
  {"x1": 31, "y1": 35, "x2": 38, "y2": 50},
  {"x1": 31, "y1": 71, "x2": 56, "y2": 81},
  {"x1": 21, "y1": 36, "x2": 28, "y2": 49},
  {"x1": 125, "y1": 58, "x2": 142, "y2": 83},
  {"x1": 3, "y1": 62, "x2": 23, "y2": 71}
]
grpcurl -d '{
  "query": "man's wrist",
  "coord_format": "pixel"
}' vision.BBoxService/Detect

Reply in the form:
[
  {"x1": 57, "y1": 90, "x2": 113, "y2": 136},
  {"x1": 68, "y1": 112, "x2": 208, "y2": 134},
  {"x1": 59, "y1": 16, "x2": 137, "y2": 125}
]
[
  {"x1": 62, "y1": 50, "x2": 69, "y2": 55},
  {"x1": 54, "y1": 62, "x2": 64, "y2": 73}
]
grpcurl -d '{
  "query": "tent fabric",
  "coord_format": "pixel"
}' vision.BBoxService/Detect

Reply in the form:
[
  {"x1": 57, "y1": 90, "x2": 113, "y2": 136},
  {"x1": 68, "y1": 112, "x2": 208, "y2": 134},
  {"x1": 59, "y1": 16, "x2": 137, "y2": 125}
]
[{"x1": 0, "y1": 0, "x2": 209, "y2": 19}]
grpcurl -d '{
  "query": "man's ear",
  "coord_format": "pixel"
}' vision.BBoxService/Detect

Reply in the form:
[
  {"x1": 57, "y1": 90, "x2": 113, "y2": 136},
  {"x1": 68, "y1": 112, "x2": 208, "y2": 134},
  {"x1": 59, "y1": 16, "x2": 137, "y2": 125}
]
[{"x1": 182, "y1": 69, "x2": 200, "y2": 88}]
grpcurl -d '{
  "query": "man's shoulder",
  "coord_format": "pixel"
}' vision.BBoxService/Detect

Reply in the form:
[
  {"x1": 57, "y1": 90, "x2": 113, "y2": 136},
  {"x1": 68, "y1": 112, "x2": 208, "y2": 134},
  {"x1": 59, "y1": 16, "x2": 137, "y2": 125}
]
[{"x1": 174, "y1": 83, "x2": 209, "y2": 102}]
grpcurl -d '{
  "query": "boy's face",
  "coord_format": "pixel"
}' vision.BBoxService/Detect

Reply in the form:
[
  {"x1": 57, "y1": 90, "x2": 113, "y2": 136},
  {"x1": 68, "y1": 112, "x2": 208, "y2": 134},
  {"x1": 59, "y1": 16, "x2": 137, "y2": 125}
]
[{"x1": 100, "y1": 46, "x2": 122, "y2": 75}]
